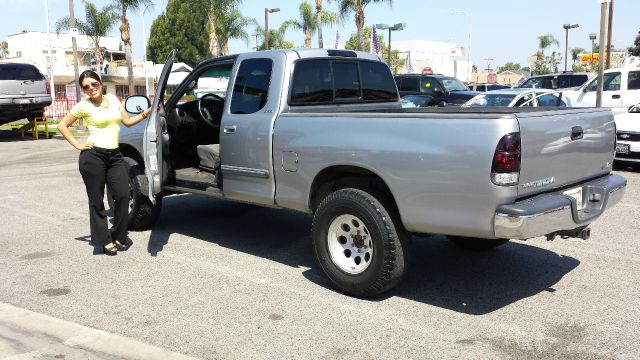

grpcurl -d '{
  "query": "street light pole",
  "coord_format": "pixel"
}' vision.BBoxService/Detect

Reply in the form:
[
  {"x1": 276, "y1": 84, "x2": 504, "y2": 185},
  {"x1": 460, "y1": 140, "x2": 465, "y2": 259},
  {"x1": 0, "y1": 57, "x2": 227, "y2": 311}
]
[
  {"x1": 375, "y1": 23, "x2": 406, "y2": 65},
  {"x1": 596, "y1": 0, "x2": 610, "y2": 107},
  {"x1": 589, "y1": 33, "x2": 597, "y2": 64},
  {"x1": 453, "y1": 11, "x2": 472, "y2": 83},
  {"x1": 264, "y1": 8, "x2": 280, "y2": 50},
  {"x1": 563, "y1": 23, "x2": 579, "y2": 72},
  {"x1": 44, "y1": 0, "x2": 57, "y2": 120}
]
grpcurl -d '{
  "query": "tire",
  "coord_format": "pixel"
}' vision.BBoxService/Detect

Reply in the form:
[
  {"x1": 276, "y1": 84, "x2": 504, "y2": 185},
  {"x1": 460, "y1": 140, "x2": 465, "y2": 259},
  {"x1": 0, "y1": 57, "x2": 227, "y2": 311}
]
[
  {"x1": 124, "y1": 157, "x2": 162, "y2": 230},
  {"x1": 311, "y1": 188, "x2": 410, "y2": 297},
  {"x1": 447, "y1": 236, "x2": 508, "y2": 251}
]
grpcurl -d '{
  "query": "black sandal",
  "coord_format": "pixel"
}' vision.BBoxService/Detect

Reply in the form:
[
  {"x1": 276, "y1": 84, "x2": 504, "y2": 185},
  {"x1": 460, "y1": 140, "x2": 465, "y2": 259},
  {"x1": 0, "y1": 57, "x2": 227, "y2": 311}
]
[
  {"x1": 103, "y1": 243, "x2": 118, "y2": 256},
  {"x1": 114, "y1": 240, "x2": 130, "y2": 251}
]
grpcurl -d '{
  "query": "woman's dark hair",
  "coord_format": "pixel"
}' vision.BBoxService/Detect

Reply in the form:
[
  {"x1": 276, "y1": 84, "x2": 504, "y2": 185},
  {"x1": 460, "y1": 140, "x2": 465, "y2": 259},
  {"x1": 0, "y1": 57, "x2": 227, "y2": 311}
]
[{"x1": 78, "y1": 70, "x2": 102, "y2": 86}]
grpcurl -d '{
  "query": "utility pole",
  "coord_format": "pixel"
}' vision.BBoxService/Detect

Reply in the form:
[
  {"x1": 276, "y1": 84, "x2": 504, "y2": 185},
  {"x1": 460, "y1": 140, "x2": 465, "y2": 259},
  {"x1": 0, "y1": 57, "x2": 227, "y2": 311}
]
[
  {"x1": 606, "y1": 0, "x2": 614, "y2": 69},
  {"x1": 596, "y1": 0, "x2": 610, "y2": 107},
  {"x1": 44, "y1": 0, "x2": 57, "y2": 121},
  {"x1": 69, "y1": 0, "x2": 84, "y2": 128}
]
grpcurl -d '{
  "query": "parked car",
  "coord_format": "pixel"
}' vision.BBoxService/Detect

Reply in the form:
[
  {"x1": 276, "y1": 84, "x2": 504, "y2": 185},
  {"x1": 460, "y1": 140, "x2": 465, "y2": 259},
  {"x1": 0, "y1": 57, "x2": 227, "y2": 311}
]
[
  {"x1": 400, "y1": 94, "x2": 433, "y2": 108},
  {"x1": 563, "y1": 66, "x2": 640, "y2": 115},
  {"x1": 394, "y1": 74, "x2": 479, "y2": 106},
  {"x1": 468, "y1": 83, "x2": 512, "y2": 92},
  {"x1": 461, "y1": 88, "x2": 567, "y2": 108},
  {"x1": 614, "y1": 102, "x2": 640, "y2": 163},
  {"x1": 0, "y1": 63, "x2": 52, "y2": 125},
  {"x1": 519, "y1": 72, "x2": 593, "y2": 90}
]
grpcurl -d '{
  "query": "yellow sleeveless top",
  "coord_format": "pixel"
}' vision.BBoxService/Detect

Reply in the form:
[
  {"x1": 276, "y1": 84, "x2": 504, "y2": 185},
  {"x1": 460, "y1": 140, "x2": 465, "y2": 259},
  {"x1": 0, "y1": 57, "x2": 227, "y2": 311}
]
[{"x1": 69, "y1": 93, "x2": 123, "y2": 149}]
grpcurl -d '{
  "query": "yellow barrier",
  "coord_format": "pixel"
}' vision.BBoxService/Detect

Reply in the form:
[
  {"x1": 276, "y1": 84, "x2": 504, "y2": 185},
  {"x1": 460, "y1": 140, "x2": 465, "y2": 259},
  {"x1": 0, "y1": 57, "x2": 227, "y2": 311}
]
[{"x1": 17, "y1": 117, "x2": 48, "y2": 140}]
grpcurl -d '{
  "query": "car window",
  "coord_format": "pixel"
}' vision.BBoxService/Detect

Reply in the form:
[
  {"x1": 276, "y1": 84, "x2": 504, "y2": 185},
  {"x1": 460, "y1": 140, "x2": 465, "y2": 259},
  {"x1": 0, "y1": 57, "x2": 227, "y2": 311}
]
[
  {"x1": 420, "y1": 77, "x2": 439, "y2": 94},
  {"x1": 537, "y1": 93, "x2": 566, "y2": 107},
  {"x1": 628, "y1": 71, "x2": 640, "y2": 90},
  {"x1": 230, "y1": 58, "x2": 272, "y2": 114},
  {"x1": 586, "y1": 72, "x2": 621, "y2": 92},
  {"x1": 440, "y1": 77, "x2": 468, "y2": 91},
  {"x1": 0, "y1": 64, "x2": 44, "y2": 81},
  {"x1": 570, "y1": 75, "x2": 588, "y2": 87},
  {"x1": 513, "y1": 93, "x2": 534, "y2": 107},
  {"x1": 290, "y1": 60, "x2": 333, "y2": 105},
  {"x1": 399, "y1": 76, "x2": 419, "y2": 92},
  {"x1": 360, "y1": 61, "x2": 398, "y2": 101},
  {"x1": 333, "y1": 62, "x2": 360, "y2": 100},
  {"x1": 521, "y1": 77, "x2": 546, "y2": 89},
  {"x1": 464, "y1": 93, "x2": 516, "y2": 107}
]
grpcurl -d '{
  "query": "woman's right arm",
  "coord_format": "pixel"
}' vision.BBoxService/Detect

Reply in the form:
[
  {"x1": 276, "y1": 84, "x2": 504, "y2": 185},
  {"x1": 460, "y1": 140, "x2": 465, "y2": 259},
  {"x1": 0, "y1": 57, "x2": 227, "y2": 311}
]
[{"x1": 57, "y1": 113, "x2": 94, "y2": 150}]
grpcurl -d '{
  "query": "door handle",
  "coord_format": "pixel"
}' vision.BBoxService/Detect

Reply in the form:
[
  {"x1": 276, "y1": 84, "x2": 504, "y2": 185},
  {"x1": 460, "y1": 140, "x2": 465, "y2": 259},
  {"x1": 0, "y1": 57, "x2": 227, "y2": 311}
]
[
  {"x1": 223, "y1": 126, "x2": 236, "y2": 134},
  {"x1": 571, "y1": 126, "x2": 583, "y2": 140},
  {"x1": 612, "y1": 94, "x2": 621, "y2": 99}
]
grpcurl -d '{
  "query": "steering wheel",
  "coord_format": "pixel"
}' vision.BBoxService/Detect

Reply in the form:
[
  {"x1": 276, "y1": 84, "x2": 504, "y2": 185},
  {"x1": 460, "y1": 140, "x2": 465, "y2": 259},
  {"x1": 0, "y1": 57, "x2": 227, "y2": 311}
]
[{"x1": 197, "y1": 93, "x2": 224, "y2": 128}]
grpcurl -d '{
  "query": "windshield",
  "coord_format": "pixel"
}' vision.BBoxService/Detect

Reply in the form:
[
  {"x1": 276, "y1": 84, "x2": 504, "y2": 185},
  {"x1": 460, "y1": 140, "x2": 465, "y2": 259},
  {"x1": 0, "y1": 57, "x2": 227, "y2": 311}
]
[
  {"x1": 462, "y1": 93, "x2": 517, "y2": 107},
  {"x1": 440, "y1": 77, "x2": 469, "y2": 91}
]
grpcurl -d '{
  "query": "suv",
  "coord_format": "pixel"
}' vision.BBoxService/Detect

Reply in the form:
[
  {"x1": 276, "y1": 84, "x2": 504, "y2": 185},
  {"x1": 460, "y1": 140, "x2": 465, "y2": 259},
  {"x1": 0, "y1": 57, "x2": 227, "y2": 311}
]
[
  {"x1": 519, "y1": 72, "x2": 593, "y2": 90},
  {"x1": 0, "y1": 63, "x2": 52, "y2": 125},
  {"x1": 394, "y1": 74, "x2": 479, "y2": 106}
]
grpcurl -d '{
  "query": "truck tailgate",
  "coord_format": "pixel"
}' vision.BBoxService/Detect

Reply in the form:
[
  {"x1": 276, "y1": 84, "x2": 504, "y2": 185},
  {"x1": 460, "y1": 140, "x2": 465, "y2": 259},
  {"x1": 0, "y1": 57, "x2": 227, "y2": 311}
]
[{"x1": 517, "y1": 108, "x2": 615, "y2": 198}]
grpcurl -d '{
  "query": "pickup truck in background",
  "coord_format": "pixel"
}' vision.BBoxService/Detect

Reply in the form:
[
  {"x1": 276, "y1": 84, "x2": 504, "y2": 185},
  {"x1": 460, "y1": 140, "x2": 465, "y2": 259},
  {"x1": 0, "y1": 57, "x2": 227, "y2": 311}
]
[{"x1": 119, "y1": 49, "x2": 626, "y2": 297}]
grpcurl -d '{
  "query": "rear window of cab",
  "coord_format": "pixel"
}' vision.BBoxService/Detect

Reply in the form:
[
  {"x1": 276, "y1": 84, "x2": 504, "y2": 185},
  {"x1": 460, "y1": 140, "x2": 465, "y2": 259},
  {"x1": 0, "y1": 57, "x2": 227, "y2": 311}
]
[{"x1": 289, "y1": 59, "x2": 398, "y2": 105}]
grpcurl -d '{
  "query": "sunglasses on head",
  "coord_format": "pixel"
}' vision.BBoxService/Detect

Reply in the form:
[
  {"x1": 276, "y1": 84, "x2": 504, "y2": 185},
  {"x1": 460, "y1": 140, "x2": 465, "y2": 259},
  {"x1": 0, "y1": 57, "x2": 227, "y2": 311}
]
[{"x1": 82, "y1": 81, "x2": 101, "y2": 91}]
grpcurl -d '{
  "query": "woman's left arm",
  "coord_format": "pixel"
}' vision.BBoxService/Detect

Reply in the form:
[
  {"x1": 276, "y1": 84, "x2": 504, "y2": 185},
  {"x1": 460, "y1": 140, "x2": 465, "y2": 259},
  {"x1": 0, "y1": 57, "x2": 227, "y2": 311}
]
[{"x1": 120, "y1": 106, "x2": 151, "y2": 127}]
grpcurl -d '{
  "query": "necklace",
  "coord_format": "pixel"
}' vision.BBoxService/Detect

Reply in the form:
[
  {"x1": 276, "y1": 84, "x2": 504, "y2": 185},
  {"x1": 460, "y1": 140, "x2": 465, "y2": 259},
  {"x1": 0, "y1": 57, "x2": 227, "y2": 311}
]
[{"x1": 90, "y1": 96, "x2": 109, "y2": 108}]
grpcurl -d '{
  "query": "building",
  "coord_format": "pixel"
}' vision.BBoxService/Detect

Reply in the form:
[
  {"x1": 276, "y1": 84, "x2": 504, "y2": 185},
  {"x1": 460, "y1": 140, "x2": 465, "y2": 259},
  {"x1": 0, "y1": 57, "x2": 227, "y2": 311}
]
[
  {"x1": 391, "y1": 40, "x2": 471, "y2": 82},
  {"x1": 471, "y1": 70, "x2": 528, "y2": 85},
  {"x1": 0, "y1": 31, "x2": 152, "y2": 107}
]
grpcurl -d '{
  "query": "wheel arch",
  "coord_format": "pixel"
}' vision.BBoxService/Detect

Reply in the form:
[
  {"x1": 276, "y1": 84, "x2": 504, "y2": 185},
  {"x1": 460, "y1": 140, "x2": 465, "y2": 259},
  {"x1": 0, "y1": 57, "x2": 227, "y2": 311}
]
[{"x1": 119, "y1": 143, "x2": 144, "y2": 167}]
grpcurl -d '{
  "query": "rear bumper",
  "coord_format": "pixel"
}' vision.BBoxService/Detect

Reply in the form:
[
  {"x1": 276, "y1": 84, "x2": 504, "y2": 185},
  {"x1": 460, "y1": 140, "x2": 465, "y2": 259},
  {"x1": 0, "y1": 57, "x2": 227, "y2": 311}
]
[
  {"x1": 494, "y1": 173, "x2": 626, "y2": 239},
  {"x1": 614, "y1": 140, "x2": 640, "y2": 163}
]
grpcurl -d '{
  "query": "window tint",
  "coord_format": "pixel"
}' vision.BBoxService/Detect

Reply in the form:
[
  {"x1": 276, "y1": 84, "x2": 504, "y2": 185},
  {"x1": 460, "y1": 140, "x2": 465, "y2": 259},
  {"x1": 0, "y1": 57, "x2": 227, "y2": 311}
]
[
  {"x1": 570, "y1": 75, "x2": 588, "y2": 87},
  {"x1": 333, "y1": 62, "x2": 360, "y2": 99},
  {"x1": 230, "y1": 58, "x2": 272, "y2": 114},
  {"x1": 360, "y1": 61, "x2": 398, "y2": 101},
  {"x1": 399, "y1": 77, "x2": 419, "y2": 92},
  {"x1": 420, "y1": 77, "x2": 438, "y2": 94},
  {"x1": 290, "y1": 60, "x2": 333, "y2": 105},
  {"x1": 628, "y1": 71, "x2": 640, "y2": 90},
  {"x1": 0, "y1": 64, "x2": 44, "y2": 81},
  {"x1": 586, "y1": 72, "x2": 621, "y2": 92},
  {"x1": 537, "y1": 94, "x2": 566, "y2": 107}
]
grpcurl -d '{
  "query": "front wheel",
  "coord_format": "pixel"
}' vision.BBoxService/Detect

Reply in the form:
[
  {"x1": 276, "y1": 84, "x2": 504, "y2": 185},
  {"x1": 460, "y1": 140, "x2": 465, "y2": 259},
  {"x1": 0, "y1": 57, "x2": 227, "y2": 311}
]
[
  {"x1": 124, "y1": 157, "x2": 162, "y2": 230},
  {"x1": 311, "y1": 188, "x2": 410, "y2": 297},
  {"x1": 447, "y1": 236, "x2": 508, "y2": 251}
]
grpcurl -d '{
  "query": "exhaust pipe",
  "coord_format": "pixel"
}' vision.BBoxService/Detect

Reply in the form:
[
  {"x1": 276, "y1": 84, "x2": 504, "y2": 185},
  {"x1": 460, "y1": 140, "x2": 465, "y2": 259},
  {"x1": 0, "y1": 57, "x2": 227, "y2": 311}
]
[{"x1": 545, "y1": 226, "x2": 590, "y2": 241}]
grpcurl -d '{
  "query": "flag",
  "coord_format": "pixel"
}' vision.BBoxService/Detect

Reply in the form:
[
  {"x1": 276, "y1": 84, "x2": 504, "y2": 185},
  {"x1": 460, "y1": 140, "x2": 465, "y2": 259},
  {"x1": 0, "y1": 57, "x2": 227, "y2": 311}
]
[
  {"x1": 334, "y1": 31, "x2": 340, "y2": 49},
  {"x1": 406, "y1": 51, "x2": 414, "y2": 73},
  {"x1": 371, "y1": 25, "x2": 381, "y2": 56}
]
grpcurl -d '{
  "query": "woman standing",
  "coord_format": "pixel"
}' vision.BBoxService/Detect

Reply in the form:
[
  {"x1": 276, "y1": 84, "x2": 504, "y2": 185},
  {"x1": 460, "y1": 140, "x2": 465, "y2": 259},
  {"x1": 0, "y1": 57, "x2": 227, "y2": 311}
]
[{"x1": 58, "y1": 70, "x2": 151, "y2": 255}]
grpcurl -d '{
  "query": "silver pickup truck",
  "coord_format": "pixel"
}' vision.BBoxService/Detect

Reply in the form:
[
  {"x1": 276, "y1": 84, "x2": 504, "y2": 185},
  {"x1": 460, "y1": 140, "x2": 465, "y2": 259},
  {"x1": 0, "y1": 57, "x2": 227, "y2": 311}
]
[{"x1": 119, "y1": 49, "x2": 626, "y2": 297}]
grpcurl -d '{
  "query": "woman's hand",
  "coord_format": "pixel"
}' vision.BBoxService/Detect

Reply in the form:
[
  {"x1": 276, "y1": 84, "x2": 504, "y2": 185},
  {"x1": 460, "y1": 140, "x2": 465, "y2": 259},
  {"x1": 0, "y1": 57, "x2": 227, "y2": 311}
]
[{"x1": 75, "y1": 142, "x2": 95, "y2": 151}]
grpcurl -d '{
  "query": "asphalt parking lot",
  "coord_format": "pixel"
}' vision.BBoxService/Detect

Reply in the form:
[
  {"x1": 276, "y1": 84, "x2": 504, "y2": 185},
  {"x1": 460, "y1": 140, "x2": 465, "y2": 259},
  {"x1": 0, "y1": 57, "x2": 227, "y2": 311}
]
[{"x1": 1, "y1": 134, "x2": 639, "y2": 359}]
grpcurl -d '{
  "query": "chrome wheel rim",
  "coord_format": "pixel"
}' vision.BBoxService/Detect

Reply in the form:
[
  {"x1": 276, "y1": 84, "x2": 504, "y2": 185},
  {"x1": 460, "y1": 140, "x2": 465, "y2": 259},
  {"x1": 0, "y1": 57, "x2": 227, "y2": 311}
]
[{"x1": 327, "y1": 214, "x2": 373, "y2": 275}]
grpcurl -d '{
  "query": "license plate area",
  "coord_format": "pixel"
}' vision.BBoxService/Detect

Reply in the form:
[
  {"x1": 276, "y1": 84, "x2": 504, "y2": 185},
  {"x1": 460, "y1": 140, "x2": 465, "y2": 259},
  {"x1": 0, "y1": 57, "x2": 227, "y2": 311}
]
[
  {"x1": 564, "y1": 187, "x2": 584, "y2": 211},
  {"x1": 616, "y1": 143, "x2": 630, "y2": 154}
]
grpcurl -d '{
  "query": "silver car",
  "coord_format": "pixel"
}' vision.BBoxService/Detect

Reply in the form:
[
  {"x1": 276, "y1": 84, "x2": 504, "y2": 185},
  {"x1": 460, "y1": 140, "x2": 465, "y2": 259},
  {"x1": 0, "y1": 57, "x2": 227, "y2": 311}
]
[
  {"x1": 0, "y1": 63, "x2": 52, "y2": 125},
  {"x1": 461, "y1": 88, "x2": 567, "y2": 108}
]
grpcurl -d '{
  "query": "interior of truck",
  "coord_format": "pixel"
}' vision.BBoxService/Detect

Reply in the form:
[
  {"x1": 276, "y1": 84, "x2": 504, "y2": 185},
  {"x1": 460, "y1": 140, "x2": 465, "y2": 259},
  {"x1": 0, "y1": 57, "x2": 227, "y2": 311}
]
[{"x1": 162, "y1": 63, "x2": 233, "y2": 191}]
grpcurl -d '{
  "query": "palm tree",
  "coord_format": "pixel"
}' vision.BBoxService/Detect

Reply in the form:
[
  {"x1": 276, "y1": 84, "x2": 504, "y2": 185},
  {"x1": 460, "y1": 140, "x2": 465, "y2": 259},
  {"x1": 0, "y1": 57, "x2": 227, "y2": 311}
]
[
  {"x1": 56, "y1": 1, "x2": 119, "y2": 70},
  {"x1": 254, "y1": 23, "x2": 295, "y2": 50},
  {"x1": 537, "y1": 34, "x2": 559, "y2": 59},
  {"x1": 316, "y1": 0, "x2": 331, "y2": 48},
  {"x1": 206, "y1": 0, "x2": 255, "y2": 57},
  {"x1": 337, "y1": 0, "x2": 392, "y2": 51},
  {"x1": 290, "y1": 1, "x2": 340, "y2": 48},
  {"x1": 571, "y1": 47, "x2": 585, "y2": 65},
  {"x1": 114, "y1": 0, "x2": 153, "y2": 96}
]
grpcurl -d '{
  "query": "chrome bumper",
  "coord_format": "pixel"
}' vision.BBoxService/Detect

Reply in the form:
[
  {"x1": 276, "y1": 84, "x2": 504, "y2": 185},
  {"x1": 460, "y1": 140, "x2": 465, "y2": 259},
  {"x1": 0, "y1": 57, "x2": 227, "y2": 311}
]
[{"x1": 494, "y1": 174, "x2": 626, "y2": 240}]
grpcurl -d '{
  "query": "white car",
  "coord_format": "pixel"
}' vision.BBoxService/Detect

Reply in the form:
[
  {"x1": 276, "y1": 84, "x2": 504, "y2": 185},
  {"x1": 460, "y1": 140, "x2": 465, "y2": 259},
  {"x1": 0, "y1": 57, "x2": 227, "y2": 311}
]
[
  {"x1": 563, "y1": 62, "x2": 640, "y2": 115},
  {"x1": 614, "y1": 102, "x2": 640, "y2": 163},
  {"x1": 461, "y1": 88, "x2": 567, "y2": 108}
]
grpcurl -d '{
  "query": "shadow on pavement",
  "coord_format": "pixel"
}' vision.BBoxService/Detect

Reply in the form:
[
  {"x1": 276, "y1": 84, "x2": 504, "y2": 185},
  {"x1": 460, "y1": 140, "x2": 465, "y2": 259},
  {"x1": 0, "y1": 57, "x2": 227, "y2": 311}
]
[
  {"x1": 0, "y1": 129, "x2": 53, "y2": 142},
  {"x1": 147, "y1": 194, "x2": 579, "y2": 314}
]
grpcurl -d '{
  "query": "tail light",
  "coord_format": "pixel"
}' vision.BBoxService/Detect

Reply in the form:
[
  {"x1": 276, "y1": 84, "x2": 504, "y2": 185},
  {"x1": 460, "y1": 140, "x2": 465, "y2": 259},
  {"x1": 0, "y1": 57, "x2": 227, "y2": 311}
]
[
  {"x1": 491, "y1": 132, "x2": 521, "y2": 186},
  {"x1": 45, "y1": 81, "x2": 51, "y2": 95}
]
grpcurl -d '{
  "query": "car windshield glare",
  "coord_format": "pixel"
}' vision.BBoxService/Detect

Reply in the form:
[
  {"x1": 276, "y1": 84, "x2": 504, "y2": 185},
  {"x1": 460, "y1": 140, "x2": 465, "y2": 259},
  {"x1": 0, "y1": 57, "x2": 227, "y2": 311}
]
[
  {"x1": 464, "y1": 94, "x2": 516, "y2": 107},
  {"x1": 441, "y1": 78, "x2": 468, "y2": 92}
]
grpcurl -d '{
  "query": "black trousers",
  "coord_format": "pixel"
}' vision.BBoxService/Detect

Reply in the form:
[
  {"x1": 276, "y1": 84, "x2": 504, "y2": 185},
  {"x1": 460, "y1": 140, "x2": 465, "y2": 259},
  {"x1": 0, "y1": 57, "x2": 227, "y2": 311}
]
[{"x1": 78, "y1": 147, "x2": 129, "y2": 247}]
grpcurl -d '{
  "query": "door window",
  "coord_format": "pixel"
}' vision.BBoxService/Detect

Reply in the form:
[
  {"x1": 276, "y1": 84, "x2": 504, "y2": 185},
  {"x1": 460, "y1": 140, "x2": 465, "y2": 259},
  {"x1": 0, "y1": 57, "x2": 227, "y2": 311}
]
[
  {"x1": 332, "y1": 62, "x2": 360, "y2": 100},
  {"x1": 628, "y1": 71, "x2": 640, "y2": 90},
  {"x1": 360, "y1": 61, "x2": 398, "y2": 101},
  {"x1": 230, "y1": 58, "x2": 273, "y2": 114},
  {"x1": 399, "y1": 77, "x2": 419, "y2": 92},
  {"x1": 586, "y1": 72, "x2": 621, "y2": 92}
]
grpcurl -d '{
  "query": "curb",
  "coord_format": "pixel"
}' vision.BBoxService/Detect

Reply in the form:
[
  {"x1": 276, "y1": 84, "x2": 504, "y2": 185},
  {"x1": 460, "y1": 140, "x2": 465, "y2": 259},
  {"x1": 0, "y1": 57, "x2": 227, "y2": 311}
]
[{"x1": 0, "y1": 302, "x2": 201, "y2": 360}]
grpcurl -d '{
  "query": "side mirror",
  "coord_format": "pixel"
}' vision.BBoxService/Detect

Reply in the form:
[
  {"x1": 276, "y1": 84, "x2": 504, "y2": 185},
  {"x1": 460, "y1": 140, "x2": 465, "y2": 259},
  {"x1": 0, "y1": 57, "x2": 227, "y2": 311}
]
[{"x1": 125, "y1": 95, "x2": 150, "y2": 114}]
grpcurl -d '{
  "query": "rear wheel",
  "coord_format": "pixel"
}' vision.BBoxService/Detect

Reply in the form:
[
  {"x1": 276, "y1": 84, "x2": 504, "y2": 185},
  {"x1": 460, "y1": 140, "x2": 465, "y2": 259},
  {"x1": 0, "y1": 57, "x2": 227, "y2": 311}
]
[
  {"x1": 311, "y1": 188, "x2": 410, "y2": 297},
  {"x1": 124, "y1": 157, "x2": 162, "y2": 230},
  {"x1": 447, "y1": 236, "x2": 508, "y2": 251}
]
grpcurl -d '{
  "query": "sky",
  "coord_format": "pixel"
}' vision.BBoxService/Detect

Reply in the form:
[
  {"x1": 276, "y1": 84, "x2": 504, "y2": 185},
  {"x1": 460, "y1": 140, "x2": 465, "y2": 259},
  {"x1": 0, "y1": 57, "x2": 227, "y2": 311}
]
[{"x1": 1, "y1": 0, "x2": 638, "y2": 70}]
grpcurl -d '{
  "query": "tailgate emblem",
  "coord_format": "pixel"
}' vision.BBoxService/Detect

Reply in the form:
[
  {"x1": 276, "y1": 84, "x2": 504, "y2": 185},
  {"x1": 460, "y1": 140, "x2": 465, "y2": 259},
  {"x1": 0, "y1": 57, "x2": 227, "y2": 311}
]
[{"x1": 521, "y1": 177, "x2": 555, "y2": 189}]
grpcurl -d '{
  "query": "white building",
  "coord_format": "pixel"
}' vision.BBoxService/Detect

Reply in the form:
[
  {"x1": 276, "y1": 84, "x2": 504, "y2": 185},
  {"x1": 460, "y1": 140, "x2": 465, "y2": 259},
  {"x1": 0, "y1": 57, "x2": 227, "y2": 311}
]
[
  {"x1": 392, "y1": 40, "x2": 471, "y2": 82},
  {"x1": 1, "y1": 31, "x2": 152, "y2": 100}
]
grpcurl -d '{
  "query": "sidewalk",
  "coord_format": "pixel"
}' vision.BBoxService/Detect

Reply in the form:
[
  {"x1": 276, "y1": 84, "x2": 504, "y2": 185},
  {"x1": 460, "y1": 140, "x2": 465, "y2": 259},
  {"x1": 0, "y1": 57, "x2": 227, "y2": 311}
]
[{"x1": 0, "y1": 302, "x2": 200, "y2": 360}]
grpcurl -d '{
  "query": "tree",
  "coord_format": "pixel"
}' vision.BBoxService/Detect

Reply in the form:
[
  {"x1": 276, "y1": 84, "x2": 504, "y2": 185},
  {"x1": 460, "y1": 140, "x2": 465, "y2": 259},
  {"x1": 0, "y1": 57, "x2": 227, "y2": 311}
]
[
  {"x1": 497, "y1": 62, "x2": 522, "y2": 73},
  {"x1": 472, "y1": 64, "x2": 478, "y2": 73},
  {"x1": 537, "y1": 34, "x2": 559, "y2": 58},
  {"x1": 344, "y1": 27, "x2": 402, "y2": 73},
  {"x1": 571, "y1": 47, "x2": 585, "y2": 65},
  {"x1": 0, "y1": 41, "x2": 8, "y2": 59},
  {"x1": 337, "y1": 0, "x2": 392, "y2": 51},
  {"x1": 206, "y1": 0, "x2": 255, "y2": 57},
  {"x1": 254, "y1": 24, "x2": 296, "y2": 50},
  {"x1": 56, "y1": 1, "x2": 119, "y2": 70},
  {"x1": 114, "y1": 0, "x2": 154, "y2": 96},
  {"x1": 147, "y1": 0, "x2": 210, "y2": 67},
  {"x1": 316, "y1": 0, "x2": 331, "y2": 48},
  {"x1": 629, "y1": 29, "x2": 640, "y2": 56},
  {"x1": 289, "y1": 1, "x2": 340, "y2": 48}
]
